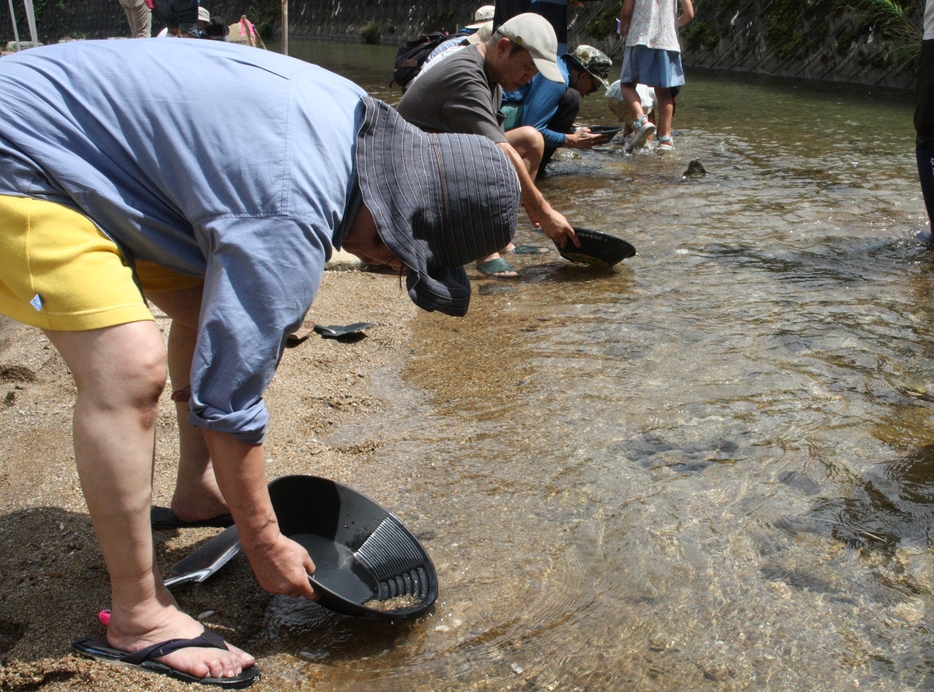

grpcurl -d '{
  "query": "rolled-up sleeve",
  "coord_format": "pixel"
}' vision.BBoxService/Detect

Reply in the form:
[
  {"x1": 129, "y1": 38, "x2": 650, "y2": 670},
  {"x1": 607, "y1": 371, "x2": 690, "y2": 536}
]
[{"x1": 187, "y1": 215, "x2": 329, "y2": 444}]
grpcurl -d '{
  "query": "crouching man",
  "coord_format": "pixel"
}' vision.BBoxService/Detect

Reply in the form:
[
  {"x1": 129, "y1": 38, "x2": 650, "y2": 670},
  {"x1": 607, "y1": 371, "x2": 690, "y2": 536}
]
[
  {"x1": 396, "y1": 13, "x2": 579, "y2": 278},
  {"x1": 0, "y1": 38, "x2": 519, "y2": 687},
  {"x1": 502, "y1": 45, "x2": 613, "y2": 176}
]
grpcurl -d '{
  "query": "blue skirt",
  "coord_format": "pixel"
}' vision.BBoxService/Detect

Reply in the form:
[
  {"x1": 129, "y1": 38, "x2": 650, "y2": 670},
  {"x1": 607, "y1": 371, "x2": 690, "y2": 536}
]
[{"x1": 620, "y1": 45, "x2": 685, "y2": 88}]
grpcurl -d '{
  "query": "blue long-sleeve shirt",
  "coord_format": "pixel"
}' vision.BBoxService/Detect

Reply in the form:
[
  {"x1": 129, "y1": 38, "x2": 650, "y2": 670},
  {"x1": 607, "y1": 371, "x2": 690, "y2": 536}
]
[
  {"x1": 502, "y1": 55, "x2": 571, "y2": 149},
  {"x1": 0, "y1": 39, "x2": 366, "y2": 444}
]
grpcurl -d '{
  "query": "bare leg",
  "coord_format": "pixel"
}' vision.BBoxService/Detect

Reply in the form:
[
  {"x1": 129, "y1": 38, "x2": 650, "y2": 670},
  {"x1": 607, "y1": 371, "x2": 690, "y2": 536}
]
[
  {"x1": 44, "y1": 321, "x2": 252, "y2": 678},
  {"x1": 621, "y1": 82, "x2": 645, "y2": 122},
  {"x1": 506, "y1": 126, "x2": 544, "y2": 182},
  {"x1": 146, "y1": 285, "x2": 228, "y2": 522},
  {"x1": 654, "y1": 87, "x2": 674, "y2": 139},
  {"x1": 471, "y1": 127, "x2": 548, "y2": 276}
]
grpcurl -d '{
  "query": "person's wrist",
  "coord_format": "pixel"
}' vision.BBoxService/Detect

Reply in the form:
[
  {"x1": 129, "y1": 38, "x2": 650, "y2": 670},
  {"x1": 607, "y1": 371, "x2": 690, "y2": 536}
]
[{"x1": 237, "y1": 515, "x2": 281, "y2": 552}]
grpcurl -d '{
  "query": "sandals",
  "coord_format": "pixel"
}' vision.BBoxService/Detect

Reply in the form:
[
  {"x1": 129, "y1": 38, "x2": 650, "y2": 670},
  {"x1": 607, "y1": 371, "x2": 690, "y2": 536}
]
[
  {"x1": 150, "y1": 506, "x2": 234, "y2": 530},
  {"x1": 477, "y1": 257, "x2": 518, "y2": 278},
  {"x1": 72, "y1": 627, "x2": 261, "y2": 688},
  {"x1": 657, "y1": 135, "x2": 674, "y2": 152},
  {"x1": 509, "y1": 245, "x2": 552, "y2": 254},
  {"x1": 625, "y1": 115, "x2": 655, "y2": 153}
]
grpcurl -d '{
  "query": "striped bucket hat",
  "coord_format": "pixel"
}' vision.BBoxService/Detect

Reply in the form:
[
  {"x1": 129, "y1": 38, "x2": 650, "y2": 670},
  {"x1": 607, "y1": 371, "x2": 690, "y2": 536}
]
[{"x1": 355, "y1": 97, "x2": 521, "y2": 316}]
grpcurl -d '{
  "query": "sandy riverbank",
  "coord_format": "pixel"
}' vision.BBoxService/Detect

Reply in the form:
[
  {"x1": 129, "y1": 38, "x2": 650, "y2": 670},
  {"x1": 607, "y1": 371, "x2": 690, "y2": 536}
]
[{"x1": 0, "y1": 259, "x2": 421, "y2": 691}]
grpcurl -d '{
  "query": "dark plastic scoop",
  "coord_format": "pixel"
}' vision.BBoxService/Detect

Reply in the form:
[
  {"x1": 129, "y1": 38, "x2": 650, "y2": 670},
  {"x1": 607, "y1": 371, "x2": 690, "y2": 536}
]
[
  {"x1": 313, "y1": 322, "x2": 374, "y2": 339},
  {"x1": 560, "y1": 227, "x2": 636, "y2": 268},
  {"x1": 269, "y1": 475, "x2": 438, "y2": 619},
  {"x1": 585, "y1": 125, "x2": 623, "y2": 139}
]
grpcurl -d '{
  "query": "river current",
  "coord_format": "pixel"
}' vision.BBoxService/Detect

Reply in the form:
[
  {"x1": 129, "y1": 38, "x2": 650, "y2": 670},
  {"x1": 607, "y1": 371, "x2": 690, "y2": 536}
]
[{"x1": 260, "y1": 39, "x2": 934, "y2": 690}]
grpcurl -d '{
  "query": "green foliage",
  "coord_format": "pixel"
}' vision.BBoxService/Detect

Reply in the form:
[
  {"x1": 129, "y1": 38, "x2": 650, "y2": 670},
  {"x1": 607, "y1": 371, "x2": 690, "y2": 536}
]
[
  {"x1": 835, "y1": 0, "x2": 921, "y2": 68},
  {"x1": 682, "y1": 20, "x2": 720, "y2": 51},
  {"x1": 585, "y1": 3, "x2": 621, "y2": 41},
  {"x1": 763, "y1": 0, "x2": 921, "y2": 66},
  {"x1": 360, "y1": 21, "x2": 380, "y2": 44},
  {"x1": 838, "y1": 0, "x2": 919, "y2": 42},
  {"x1": 766, "y1": 0, "x2": 837, "y2": 61}
]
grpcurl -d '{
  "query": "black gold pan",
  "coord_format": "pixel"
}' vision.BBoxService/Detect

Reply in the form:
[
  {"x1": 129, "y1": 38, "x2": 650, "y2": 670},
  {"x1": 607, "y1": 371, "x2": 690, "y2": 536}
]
[
  {"x1": 269, "y1": 475, "x2": 438, "y2": 620},
  {"x1": 559, "y1": 228, "x2": 636, "y2": 269},
  {"x1": 164, "y1": 475, "x2": 438, "y2": 620},
  {"x1": 585, "y1": 125, "x2": 623, "y2": 139}
]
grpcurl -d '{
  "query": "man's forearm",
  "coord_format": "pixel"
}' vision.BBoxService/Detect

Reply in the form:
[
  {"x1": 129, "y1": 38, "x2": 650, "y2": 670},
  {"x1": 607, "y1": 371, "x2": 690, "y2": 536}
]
[
  {"x1": 496, "y1": 140, "x2": 550, "y2": 218},
  {"x1": 202, "y1": 429, "x2": 278, "y2": 550}
]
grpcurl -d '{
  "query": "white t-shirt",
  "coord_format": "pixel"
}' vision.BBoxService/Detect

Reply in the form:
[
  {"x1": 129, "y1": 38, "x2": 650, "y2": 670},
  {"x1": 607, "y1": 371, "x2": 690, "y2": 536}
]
[
  {"x1": 626, "y1": 0, "x2": 681, "y2": 52},
  {"x1": 925, "y1": 0, "x2": 934, "y2": 41}
]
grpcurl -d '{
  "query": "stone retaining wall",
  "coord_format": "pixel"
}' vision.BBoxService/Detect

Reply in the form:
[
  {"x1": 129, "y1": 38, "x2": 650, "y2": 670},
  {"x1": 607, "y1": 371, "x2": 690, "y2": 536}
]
[{"x1": 0, "y1": 0, "x2": 924, "y2": 88}]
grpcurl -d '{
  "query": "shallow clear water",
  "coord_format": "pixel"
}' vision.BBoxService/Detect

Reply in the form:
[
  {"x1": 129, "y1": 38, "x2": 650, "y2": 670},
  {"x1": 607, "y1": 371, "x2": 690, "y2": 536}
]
[{"x1": 261, "y1": 39, "x2": 934, "y2": 690}]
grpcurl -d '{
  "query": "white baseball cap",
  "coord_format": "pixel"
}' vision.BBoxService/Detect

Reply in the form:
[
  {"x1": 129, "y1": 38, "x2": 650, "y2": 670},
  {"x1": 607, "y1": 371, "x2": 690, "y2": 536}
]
[
  {"x1": 197, "y1": 6, "x2": 211, "y2": 23},
  {"x1": 466, "y1": 5, "x2": 495, "y2": 29},
  {"x1": 496, "y1": 13, "x2": 562, "y2": 83},
  {"x1": 466, "y1": 20, "x2": 493, "y2": 44}
]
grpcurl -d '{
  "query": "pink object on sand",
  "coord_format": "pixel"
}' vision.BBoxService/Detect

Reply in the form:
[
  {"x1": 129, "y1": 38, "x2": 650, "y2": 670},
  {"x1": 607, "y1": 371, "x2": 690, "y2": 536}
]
[{"x1": 98, "y1": 610, "x2": 111, "y2": 627}]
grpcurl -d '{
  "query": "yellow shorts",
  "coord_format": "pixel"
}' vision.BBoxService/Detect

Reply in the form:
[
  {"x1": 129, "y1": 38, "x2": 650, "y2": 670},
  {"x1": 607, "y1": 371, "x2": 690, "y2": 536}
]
[{"x1": 0, "y1": 194, "x2": 203, "y2": 331}]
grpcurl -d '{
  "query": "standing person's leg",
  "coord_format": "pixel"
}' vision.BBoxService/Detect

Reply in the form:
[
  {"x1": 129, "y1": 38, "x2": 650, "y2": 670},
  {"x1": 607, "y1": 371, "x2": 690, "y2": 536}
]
[
  {"x1": 494, "y1": 0, "x2": 531, "y2": 31},
  {"x1": 530, "y1": 0, "x2": 568, "y2": 56},
  {"x1": 46, "y1": 325, "x2": 254, "y2": 679},
  {"x1": 655, "y1": 49, "x2": 684, "y2": 152},
  {"x1": 619, "y1": 47, "x2": 644, "y2": 121},
  {"x1": 916, "y1": 39, "x2": 934, "y2": 244},
  {"x1": 118, "y1": 0, "x2": 152, "y2": 38},
  {"x1": 0, "y1": 196, "x2": 253, "y2": 680},
  {"x1": 620, "y1": 46, "x2": 655, "y2": 151},
  {"x1": 145, "y1": 284, "x2": 230, "y2": 523},
  {"x1": 620, "y1": 83, "x2": 644, "y2": 121},
  {"x1": 654, "y1": 87, "x2": 674, "y2": 138}
]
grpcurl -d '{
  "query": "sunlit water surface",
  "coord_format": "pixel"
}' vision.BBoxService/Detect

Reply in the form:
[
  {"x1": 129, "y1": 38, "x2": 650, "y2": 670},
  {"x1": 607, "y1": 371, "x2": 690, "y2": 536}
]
[{"x1": 258, "y1": 39, "x2": 934, "y2": 690}]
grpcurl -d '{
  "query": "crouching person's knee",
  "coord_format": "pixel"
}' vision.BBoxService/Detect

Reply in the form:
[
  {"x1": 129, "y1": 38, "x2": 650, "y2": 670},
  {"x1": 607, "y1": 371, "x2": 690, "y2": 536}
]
[{"x1": 507, "y1": 126, "x2": 545, "y2": 158}]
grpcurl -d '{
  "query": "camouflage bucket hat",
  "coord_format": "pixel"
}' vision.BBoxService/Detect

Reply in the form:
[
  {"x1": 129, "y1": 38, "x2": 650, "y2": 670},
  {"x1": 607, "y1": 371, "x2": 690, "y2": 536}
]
[{"x1": 567, "y1": 45, "x2": 612, "y2": 90}]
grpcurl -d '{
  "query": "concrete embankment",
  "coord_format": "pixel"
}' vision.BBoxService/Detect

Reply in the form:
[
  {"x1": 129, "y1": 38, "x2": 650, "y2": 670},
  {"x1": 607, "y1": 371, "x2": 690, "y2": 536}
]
[{"x1": 0, "y1": 0, "x2": 925, "y2": 88}]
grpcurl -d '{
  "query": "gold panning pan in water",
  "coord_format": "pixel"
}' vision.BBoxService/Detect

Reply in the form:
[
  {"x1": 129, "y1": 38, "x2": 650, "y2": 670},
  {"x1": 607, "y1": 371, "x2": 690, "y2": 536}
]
[{"x1": 268, "y1": 475, "x2": 438, "y2": 619}]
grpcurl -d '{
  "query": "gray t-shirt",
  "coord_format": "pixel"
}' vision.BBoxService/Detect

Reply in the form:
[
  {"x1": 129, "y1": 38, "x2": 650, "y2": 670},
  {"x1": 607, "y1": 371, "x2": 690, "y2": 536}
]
[{"x1": 396, "y1": 45, "x2": 507, "y2": 144}]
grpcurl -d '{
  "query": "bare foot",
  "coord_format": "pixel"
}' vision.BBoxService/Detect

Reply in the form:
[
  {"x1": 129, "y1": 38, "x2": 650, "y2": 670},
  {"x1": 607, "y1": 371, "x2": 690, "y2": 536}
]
[
  {"x1": 169, "y1": 463, "x2": 229, "y2": 523},
  {"x1": 169, "y1": 493, "x2": 229, "y2": 524},
  {"x1": 107, "y1": 602, "x2": 254, "y2": 680}
]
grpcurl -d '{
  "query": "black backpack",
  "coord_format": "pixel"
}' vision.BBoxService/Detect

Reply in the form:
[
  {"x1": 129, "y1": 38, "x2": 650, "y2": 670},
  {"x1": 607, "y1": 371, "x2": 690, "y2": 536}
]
[{"x1": 392, "y1": 31, "x2": 460, "y2": 90}]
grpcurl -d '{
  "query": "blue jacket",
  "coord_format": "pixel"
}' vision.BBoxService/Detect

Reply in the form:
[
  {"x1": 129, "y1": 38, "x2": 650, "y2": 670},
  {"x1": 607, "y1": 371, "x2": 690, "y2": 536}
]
[{"x1": 502, "y1": 55, "x2": 571, "y2": 148}]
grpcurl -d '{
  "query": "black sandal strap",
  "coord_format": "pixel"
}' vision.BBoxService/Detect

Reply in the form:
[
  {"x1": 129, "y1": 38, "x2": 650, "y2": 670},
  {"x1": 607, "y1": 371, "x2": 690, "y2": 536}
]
[{"x1": 121, "y1": 628, "x2": 229, "y2": 665}]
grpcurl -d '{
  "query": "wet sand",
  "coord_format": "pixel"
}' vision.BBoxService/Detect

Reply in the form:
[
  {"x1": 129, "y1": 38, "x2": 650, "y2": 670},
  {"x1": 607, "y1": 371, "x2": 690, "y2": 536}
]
[{"x1": 0, "y1": 261, "x2": 419, "y2": 690}]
